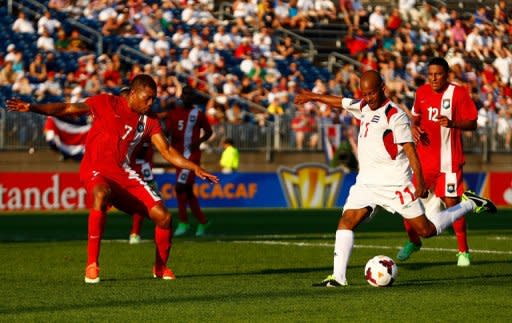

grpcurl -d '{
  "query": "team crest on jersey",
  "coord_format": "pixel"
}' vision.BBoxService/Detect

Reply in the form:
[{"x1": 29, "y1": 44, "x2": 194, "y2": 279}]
[
  {"x1": 137, "y1": 122, "x2": 144, "y2": 132},
  {"x1": 277, "y1": 163, "x2": 345, "y2": 208},
  {"x1": 371, "y1": 115, "x2": 380, "y2": 123},
  {"x1": 442, "y1": 99, "x2": 451, "y2": 109},
  {"x1": 190, "y1": 116, "x2": 196, "y2": 123},
  {"x1": 447, "y1": 183, "x2": 455, "y2": 193}
]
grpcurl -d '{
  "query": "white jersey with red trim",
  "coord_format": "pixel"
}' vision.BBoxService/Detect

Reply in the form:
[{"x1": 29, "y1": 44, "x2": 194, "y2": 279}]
[{"x1": 341, "y1": 98, "x2": 414, "y2": 186}]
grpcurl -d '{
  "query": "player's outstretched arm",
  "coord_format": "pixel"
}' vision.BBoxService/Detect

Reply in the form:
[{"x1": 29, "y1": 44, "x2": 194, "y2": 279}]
[
  {"x1": 6, "y1": 99, "x2": 90, "y2": 117},
  {"x1": 151, "y1": 133, "x2": 219, "y2": 183},
  {"x1": 402, "y1": 142, "x2": 427, "y2": 199},
  {"x1": 294, "y1": 89, "x2": 344, "y2": 109}
]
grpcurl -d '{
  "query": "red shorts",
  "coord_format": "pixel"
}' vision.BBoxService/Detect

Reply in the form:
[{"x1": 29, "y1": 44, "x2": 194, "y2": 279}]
[
  {"x1": 83, "y1": 170, "x2": 161, "y2": 215},
  {"x1": 421, "y1": 167, "x2": 464, "y2": 198}
]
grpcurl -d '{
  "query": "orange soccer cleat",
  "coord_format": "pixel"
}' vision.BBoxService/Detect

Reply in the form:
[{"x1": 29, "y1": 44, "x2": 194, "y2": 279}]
[
  {"x1": 85, "y1": 262, "x2": 100, "y2": 284},
  {"x1": 153, "y1": 266, "x2": 176, "y2": 280}
]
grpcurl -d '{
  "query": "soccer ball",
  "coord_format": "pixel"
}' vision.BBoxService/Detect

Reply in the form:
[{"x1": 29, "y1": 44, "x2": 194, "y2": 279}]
[{"x1": 364, "y1": 255, "x2": 398, "y2": 287}]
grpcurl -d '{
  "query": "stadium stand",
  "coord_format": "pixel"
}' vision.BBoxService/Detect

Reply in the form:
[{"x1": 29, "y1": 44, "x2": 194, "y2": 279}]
[{"x1": 0, "y1": 0, "x2": 511, "y2": 159}]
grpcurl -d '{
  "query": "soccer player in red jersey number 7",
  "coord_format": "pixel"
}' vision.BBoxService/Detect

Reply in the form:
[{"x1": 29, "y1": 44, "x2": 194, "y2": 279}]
[
  {"x1": 397, "y1": 57, "x2": 478, "y2": 266},
  {"x1": 294, "y1": 70, "x2": 496, "y2": 287},
  {"x1": 6, "y1": 74, "x2": 219, "y2": 284}
]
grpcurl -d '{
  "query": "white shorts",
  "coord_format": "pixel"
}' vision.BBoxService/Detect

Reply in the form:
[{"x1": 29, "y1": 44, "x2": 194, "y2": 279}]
[{"x1": 343, "y1": 182, "x2": 425, "y2": 219}]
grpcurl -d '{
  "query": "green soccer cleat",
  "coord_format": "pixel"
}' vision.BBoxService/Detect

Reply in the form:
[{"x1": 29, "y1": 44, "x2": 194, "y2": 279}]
[
  {"x1": 457, "y1": 252, "x2": 471, "y2": 267},
  {"x1": 174, "y1": 223, "x2": 190, "y2": 237},
  {"x1": 195, "y1": 221, "x2": 211, "y2": 237},
  {"x1": 462, "y1": 191, "x2": 497, "y2": 214},
  {"x1": 312, "y1": 275, "x2": 347, "y2": 287},
  {"x1": 129, "y1": 233, "x2": 141, "y2": 245},
  {"x1": 397, "y1": 241, "x2": 422, "y2": 261}
]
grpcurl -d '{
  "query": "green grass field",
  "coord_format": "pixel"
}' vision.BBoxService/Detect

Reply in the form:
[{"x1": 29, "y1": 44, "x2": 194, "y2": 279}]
[{"x1": 1, "y1": 208, "x2": 511, "y2": 322}]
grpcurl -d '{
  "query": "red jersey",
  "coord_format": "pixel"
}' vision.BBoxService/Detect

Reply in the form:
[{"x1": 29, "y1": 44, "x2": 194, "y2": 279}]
[
  {"x1": 80, "y1": 94, "x2": 161, "y2": 181},
  {"x1": 412, "y1": 83, "x2": 477, "y2": 172},
  {"x1": 165, "y1": 106, "x2": 211, "y2": 162}
]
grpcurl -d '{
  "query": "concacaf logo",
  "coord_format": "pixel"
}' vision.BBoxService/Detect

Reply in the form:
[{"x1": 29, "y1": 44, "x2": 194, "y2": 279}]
[{"x1": 277, "y1": 163, "x2": 345, "y2": 208}]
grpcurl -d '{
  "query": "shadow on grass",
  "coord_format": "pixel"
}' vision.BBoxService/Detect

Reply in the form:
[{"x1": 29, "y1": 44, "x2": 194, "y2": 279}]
[{"x1": 398, "y1": 259, "x2": 512, "y2": 271}]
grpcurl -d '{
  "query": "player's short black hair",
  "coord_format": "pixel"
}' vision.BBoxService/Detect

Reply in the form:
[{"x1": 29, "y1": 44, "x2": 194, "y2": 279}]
[
  {"x1": 428, "y1": 57, "x2": 450, "y2": 74},
  {"x1": 119, "y1": 86, "x2": 130, "y2": 96},
  {"x1": 181, "y1": 85, "x2": 201, "y2": 108},
  {"x1": 224, "y1": 138, "x2": 234, "y2": 146},
  {"x1": 130, "y1": 74, "x2": 157, "y2": 93}
]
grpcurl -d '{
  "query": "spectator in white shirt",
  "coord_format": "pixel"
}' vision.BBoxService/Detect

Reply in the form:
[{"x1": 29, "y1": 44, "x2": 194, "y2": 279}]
[
  {"x1": 369, "y1": 6, "x2": 385, "y2": 33},
  {"x1": 154, "y1": 32, "x2": 170, "y2": 53},
  {"x1": 172, "y1": 26, "x2": 192, "y2": 49},
  {"x1": 253, "y1": 27, "x2": 272, "y2": 57},
  {"x1": 139, "y1": 34, "x2": 156, "y2": 56},
  {"x1": 12, "y1": 12, "x2": 35, "y2": 33},
  {"x1": 4, "y1": 44, "x2": 16, "y2": 62},
  {"x1": 37, "y1": 11, "x2": 61, "y2": 35},
  {"x1": 213, "y1": 26, "x2": 235, "y2": 50},
  {"x1": 37, "y1": 29, "x2": 56, "y2": 52},
  {"x1": 399, "y1": 0, "x2": 419, "y2": 23}
]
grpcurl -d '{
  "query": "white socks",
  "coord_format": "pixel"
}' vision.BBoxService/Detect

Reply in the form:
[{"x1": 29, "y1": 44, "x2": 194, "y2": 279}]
[
  {"x1": 333, "y1": 229, "x2": 354, "y2": 284},
  {"x1": 427, "y1": 200, "x2": 474, "y2": 234}
]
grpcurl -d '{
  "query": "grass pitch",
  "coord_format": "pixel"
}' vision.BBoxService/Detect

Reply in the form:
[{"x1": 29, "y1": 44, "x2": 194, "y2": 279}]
[{"x1": 0, "y1": 209, "x2": 511, "y2": 322}]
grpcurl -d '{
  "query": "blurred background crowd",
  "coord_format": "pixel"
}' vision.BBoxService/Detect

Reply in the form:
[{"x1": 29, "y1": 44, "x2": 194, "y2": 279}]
[{"x1": 0, "y1": 0, "x2": 511, "y2": 162}]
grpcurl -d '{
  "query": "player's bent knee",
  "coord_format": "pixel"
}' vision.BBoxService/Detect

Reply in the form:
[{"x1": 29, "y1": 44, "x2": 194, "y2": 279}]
[{"x1": 149, "y1": 204, "x2": 172, "y2": 228}]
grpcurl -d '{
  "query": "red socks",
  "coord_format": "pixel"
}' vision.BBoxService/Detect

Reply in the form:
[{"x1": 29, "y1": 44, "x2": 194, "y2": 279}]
[
  {"x1": 154, "y1": 226, "x2": 173, "y2": 269},
  {"x1": 453, "y1": 216, "x2": 468, "y2": 252},
  {"x1": 189, "y1": 195, "x2": 207, "y2": 224},
  {"x1": 176, "y1": 192, "x2": 189, "y2": 223},
  {"x1": 403, "y1": 219, "x2": 422, "y2": 245},
  {"x1": 87, "y1": 209, "x2": 106, "y2": 265},
  {"x1": 130, "y1": 213, "x2": 144, "y2": 235}
]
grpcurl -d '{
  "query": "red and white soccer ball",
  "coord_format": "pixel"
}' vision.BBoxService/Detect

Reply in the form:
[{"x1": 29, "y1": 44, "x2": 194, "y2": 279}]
[{"x1": 364, "y1": 255, "x2": 398, "y2": 287}]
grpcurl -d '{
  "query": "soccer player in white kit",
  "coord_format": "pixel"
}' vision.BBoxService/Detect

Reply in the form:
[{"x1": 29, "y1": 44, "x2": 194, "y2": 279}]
[{"x1": 294, "y1": 70, "x2": 497, "y2": 287}]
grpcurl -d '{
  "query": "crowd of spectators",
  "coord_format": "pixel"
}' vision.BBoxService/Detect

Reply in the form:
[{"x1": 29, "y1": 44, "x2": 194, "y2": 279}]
[{"x1": 1, "y1": 0, "x2": 511, "y2": 151}]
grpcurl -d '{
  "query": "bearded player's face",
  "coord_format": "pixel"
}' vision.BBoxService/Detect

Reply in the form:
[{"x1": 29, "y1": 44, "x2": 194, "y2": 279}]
[{"x1": 130, "y1": 86, "x2": 156, "y2": 114}]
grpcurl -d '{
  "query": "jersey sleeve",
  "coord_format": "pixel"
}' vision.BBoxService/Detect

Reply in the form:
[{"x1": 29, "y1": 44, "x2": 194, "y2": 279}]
[
  {"x1": 341, "y1": 98, "x2": 364, "y2": 120},
  {"x1": 147, "y1": 116, "x2": 162, "y2": 138},
  {"x1": 390, "y1": 111, "x2": 414, "y2": 144},
  {"x1": 84, "y1": 94, "x2": 107, "y2": 120},
  {"x1": 455, "y1": 87, "x2": 477, "y2": 122}
]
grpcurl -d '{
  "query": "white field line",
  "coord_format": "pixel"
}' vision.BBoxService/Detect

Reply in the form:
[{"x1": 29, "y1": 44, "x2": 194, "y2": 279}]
[
  {"x1": 231, "y1": 240, "x2": 512, "y2": 255},
  {"x1": 100, "y1": 236, "x2": 512, "y2": 255}
]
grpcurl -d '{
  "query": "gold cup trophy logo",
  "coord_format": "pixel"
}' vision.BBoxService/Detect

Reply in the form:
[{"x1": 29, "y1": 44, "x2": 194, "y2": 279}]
[{"x1": 277, "y1": 163, "x2": 345, "y2": 208}]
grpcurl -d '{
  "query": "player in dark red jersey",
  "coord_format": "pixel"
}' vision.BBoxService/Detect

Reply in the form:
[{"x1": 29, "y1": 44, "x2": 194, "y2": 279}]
[
  {"x1": 6, "y1": 74, "x2": 218, "y2": 283},
  {"x1": 397, "y1": 57, "x2": 478, "y2": 266},
  {"x1": 165, "y1": 86, "x2": 213, "y2": 237}
]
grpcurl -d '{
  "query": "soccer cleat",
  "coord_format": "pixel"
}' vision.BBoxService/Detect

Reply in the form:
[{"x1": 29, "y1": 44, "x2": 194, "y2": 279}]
[
  {"x1": 396, "y1": 241, "x2": 422, "y2": 261},
  {"x1": 129, "y1": 233, "x2": 141, "y2": 245},
  {"x1": 174, "y1": 223, "x2": 190, "y2": 237},
  {"x1": 312, "y1": 275, "x2": 347, "y2": 287},
  {"x1": 195, "y1": 221, "x2": 211, "y2": 237},
  {"x1": 457, "y1": 252, "x2": 471, "y2": 267},
  {"x1": 84, "y1": 262, "x2": 100, "y2": 284},
  {"x1": 153, "y1": 266, "x2": 176, "y2": 280},
  {"x1": 462, "y1": 191, "x2": 497, "y2": 214}
]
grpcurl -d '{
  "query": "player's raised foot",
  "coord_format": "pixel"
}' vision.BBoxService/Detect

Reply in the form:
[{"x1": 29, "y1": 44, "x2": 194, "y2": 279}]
[
  {"x1": 195, "y1": 221, "x2": 211, "y2": 237},
  {"x1": 174, "y1": 223, "x2": 190, "y2": 237},
  {"x1": 84, "y1": 262, "x2": 100, "y2": 284},
  {"x1": 462, "y1": 191, "x2": 497, "y2": 214},
  {"x1": 312, "y1": 275, "x2": 347, "y2": 287},
  {"x1": 397, "y1": 241, "x2": 422, "y2": 261},
  {"x1": 129, "y1": 233, "x2": 141, "y2": 245},
  {"x1": 457, "y1": 252, "x2": 471, "y2": 267},
  {"x1": 153, "y1": 266, "x2": 176, "y2": 280}
]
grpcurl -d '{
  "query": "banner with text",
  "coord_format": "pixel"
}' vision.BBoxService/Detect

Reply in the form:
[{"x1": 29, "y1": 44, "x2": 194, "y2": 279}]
[{"x1": 1, "y1": 167, "x2": 511, "y2": 211}]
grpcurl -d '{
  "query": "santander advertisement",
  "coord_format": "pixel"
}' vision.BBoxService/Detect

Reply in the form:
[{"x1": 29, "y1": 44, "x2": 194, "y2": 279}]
[{"x1": 0, "y1": 173, "x2": 86, "y2": 211}]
